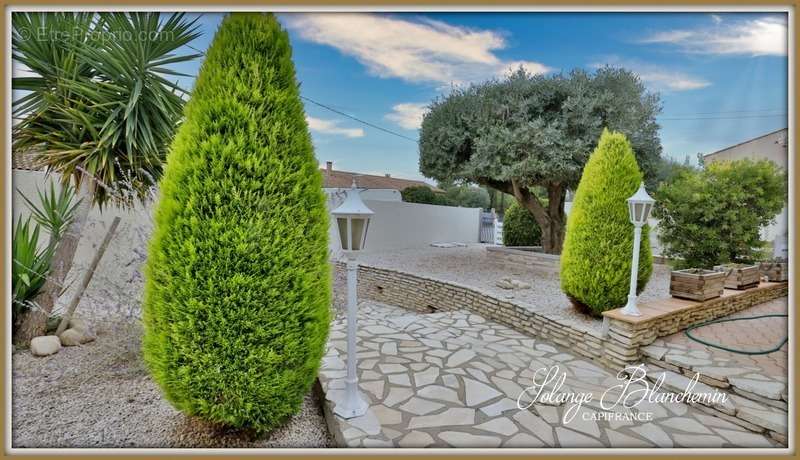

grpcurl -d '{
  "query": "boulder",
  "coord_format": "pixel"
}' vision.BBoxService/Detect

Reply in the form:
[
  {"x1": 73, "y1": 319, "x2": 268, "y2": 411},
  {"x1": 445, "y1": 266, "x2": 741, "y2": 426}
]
[
  {"x1": 31, "y1": 336, "x2": 61, "y2": 356},
  {"x1": 68, "y1": 317, "x2": 96, "y2": 338},
  {"x1": 59, "y1": 328, "x2": 95, "y2": 346}
]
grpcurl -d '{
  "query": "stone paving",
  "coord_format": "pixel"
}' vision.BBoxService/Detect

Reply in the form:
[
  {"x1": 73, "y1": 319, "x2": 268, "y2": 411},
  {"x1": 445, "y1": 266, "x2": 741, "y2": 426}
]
[
  {"x1": 638, "y1": 297, "x2": 788, "y2": 444},
  {"x1": 655, "y1": 297, "x2": 788, "y2": 379},
  {"x1": 318, "y1": 301, "x2": 779, "y2": 448}
]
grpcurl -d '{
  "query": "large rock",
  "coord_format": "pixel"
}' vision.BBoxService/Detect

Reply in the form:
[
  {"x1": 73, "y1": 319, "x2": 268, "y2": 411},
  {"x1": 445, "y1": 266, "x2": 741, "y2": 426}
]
[
  {"x1": 58, "y1": 328, "x2": 95, "y2": 346},
  {"x1": 30, "y1": 336, "x2": 61, "y2": 356},
  {"x1": 68, "y1": 317, "x2": 96, "y2": 339}
]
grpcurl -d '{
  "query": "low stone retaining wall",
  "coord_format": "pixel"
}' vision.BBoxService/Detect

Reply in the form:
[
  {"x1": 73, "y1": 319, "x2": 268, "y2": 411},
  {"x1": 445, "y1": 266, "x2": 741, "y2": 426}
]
[
  {"x1": 335, "y1": 263, "x2": 788, "y2": 371},
  {"x1": 334, "y1": 262, "x2": 608, "y2": 365},
  {"x1": 485, "y1": 246, "x2": 560, "y2": 270},
  {"x1": 602, "y1": 283, "x2": 788, "y2": 367}
]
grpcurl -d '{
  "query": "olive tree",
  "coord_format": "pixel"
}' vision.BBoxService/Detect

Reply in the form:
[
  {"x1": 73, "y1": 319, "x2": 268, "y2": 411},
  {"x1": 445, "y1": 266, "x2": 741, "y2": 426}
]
[{"x1": 419, "y1": 67, "x2": 662, "y2": 253}]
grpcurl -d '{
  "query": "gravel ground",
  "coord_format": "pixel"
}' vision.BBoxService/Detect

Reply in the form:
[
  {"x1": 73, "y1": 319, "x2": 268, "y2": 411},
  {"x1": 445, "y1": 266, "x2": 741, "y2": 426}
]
[
  {"x1": 12, "y1": 319, "x2": 334, "y2": 448},
  {"x1": 356, "y1": 244, "x2": 672, "y2": 335}
]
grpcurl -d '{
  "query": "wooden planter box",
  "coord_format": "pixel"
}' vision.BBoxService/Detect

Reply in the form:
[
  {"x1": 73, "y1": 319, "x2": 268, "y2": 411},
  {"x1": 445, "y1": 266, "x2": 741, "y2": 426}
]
[
  {"x1": 713, "y1": 263, "x2": 760, "y2": 290},
  {"x1": 670, "y1": 269, "x2": 725, "y2": 301},
  {"x1": 759, "y1": 261, "x2": 789, "y2": 282}
]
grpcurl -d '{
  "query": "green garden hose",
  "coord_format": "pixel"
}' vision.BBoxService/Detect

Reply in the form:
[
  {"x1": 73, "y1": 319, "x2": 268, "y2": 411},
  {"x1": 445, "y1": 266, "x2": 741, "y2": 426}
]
[{"x1": 684, "y1": 314, "x2": 789, "y2": 355}]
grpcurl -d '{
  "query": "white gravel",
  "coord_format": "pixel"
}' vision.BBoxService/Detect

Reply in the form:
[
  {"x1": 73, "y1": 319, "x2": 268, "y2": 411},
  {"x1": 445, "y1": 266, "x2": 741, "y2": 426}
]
[
  {"x1": 356, "y1": 244, "x2": 672, "y2": 335},
  {"x1": 12, "y1": 319, "x2": 334, "y2": 448}
]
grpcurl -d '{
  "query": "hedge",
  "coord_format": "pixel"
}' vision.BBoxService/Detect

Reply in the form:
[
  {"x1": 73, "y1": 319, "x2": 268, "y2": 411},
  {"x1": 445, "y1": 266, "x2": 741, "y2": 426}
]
[
  {"x1": 142, "y1": 13, "x2": 331, "y2": 432},
  {"x1": 560, "y1": 129, "x2": 652, "y2": 316},
  {"x1": 502, "y1": 202, "x2": 542, "y2": 246}
]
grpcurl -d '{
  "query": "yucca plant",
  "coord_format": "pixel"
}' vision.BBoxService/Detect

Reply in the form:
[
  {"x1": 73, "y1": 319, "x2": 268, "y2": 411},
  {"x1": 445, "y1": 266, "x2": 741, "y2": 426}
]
[
  {"x1": 12, "y1": 12, "x2": 201, "y2": 208},
  {"x1": 12, "y1": 217, "x2": 53, "y2": 326},
  {"x1": 13, "y1": 182, "x2": 80, "y2": 333},
  {"x1": 19, "y1": 181, "x2": 81, "y2": 246}
]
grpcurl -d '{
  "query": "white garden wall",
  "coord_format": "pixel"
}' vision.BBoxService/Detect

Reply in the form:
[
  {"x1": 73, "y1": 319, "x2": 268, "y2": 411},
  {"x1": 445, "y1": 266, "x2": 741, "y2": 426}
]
[{"x1": 327, "y1": 194, "x2": 481, "y2": 257}]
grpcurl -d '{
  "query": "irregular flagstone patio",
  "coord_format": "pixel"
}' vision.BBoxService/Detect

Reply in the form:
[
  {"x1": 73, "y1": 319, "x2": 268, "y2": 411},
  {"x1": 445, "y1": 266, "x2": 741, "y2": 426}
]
[
  {"x1": 638, "y1": 297, "x2": 788, "y2": 444},
  {"x1": 318, "y1": 302, "x2": 779, "y2": 448}
]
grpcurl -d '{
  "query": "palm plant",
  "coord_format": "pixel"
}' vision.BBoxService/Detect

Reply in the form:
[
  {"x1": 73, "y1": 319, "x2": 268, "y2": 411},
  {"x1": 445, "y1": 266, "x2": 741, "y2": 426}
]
[
  {"x1": 13, "y1": 12, "x2": 201, "y2": 208},
  {"x1": 12, "y1": 12, "x2": 200, "y2": 342}
]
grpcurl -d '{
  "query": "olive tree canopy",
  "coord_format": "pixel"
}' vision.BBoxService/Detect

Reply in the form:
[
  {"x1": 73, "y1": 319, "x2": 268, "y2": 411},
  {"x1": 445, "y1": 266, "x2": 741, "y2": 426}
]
[{"x1": 419, "y1": 67, "x2": 662, "y2": 253}]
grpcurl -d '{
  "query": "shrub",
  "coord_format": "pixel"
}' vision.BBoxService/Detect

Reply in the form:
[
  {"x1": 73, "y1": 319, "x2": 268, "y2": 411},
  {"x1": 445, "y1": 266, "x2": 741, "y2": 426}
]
[
  {"x1": 142, "y1": 13, "x2": 331, "y2": 433},
  {"x1": 12, "y1": 217, "x2": 53, "y2": 326},
  {"x1": 560, "y1": 129, "x2": 652, "y2": 316},
  {"x1": 12, "y1": 182, "x2": 79, "y2": 331},
  {"x1": 502, "y1": 203, "x2": 542, "y2": 246},
  {"x1": 401, "y1": 185, "x2": 444, "y2": 205},
  {"x1": 654, "y1": 158, "x2": 786, "y2": 269},
  {"x1": 443, "y1": 184, "x2": 490, "y2": 209}
]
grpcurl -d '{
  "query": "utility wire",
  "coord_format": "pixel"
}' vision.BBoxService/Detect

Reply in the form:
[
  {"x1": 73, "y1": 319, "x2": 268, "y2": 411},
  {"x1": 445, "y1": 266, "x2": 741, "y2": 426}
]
[
  {"x1": 658, "y1": 113, "x2": 787, "y2": 121},
  {"x1": 178, "y1": 44, "x2": 788, "y2": 134},
  {"x1": 180, "y1": 43, "x2": 419, "y2": 143},
  {"x1": 300, "y1": 96, "x2": 419, "y2": 143}
]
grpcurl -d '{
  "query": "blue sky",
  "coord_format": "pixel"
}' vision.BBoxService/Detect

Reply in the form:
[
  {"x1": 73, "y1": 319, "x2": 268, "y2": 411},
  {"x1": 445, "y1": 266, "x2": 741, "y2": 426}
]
[{"x1": 174, "y1": 12, "x2": 788, "y2": 182}]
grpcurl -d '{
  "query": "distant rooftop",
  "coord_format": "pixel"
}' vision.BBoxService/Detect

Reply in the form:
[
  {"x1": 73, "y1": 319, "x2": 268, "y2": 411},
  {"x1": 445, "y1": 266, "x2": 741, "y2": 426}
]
[{"x1": 321, "y1": 161, "x2": 441, "y2": 192}]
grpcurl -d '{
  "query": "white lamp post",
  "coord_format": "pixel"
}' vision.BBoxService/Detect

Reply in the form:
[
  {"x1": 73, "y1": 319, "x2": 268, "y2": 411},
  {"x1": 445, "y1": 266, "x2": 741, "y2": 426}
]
[
  {"x1": 621, "y1": 182, "x2": 655, "y2": 316},
  {"x1": 330, "y1": 179, "x2": 373, "y2": 418}
]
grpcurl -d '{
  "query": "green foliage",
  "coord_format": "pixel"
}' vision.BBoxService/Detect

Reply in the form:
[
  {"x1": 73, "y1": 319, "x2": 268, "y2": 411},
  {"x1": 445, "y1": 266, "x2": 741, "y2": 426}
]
[
  {"x1": 649, "y1": 155, "x2": 697, "y2": 191},
  {"x1": 502, "y1": 203, "x2": 542, "y2": 246},
  {"x1": 419, "y1": 66, "x2": 661, "y2": 253},
  {"x1": 19, "y1": 181, "x2": 81, "y2": 245},
  {"x1": 12, "y1": 12, "x2": 201, "y2": 208},
  {"x1": 142, "y1": 13, "x2": 330, "y2": 433},
  {"x1": 654, "y1": 158, "x2": 786, "y2": 269},
  {"x1": 12, "y1": 217, "x2": 53, "y2": 324},
  {"x1": 401, "y1": 185, "x2": 443, "y2": 205},
  {"x1": 12, "y1": 182, "x2": 79, "y2": 327},
  {"x1": 402, "y1": 184, "x2": 489, "y2": 208},
  {"x1": 420, "y1": 67, "x2": 662, "y2": 188},
  {"x1": 443, "y1": 184, "x2": 490, "y2": 209},
  {"x1": 560, "y1": 130, "x2": 653, "y2": 316}
]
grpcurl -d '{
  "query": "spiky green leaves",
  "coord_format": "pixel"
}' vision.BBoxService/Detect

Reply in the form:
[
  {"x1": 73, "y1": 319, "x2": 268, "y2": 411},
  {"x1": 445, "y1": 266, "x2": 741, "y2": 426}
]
[
  {"x1": 560, "y1": 130, "x2": 652, "y2": 316},
  {"x1": 142, "y1": 13, "x2": 330, "y2": 432}
]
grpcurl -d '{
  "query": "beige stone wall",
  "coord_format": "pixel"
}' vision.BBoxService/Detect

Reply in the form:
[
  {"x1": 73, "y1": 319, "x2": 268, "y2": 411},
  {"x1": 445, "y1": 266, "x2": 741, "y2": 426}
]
[{"x1": 606, "y1": 283, "x2": 789, "y2": 367}]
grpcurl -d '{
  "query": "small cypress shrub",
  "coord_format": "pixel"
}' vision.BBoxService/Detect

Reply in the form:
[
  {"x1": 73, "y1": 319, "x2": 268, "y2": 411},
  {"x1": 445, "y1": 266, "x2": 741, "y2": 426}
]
[
  {"x1": 502, "y1": 203, "x2": 542, "y2": 246},
  {"x1": 142, "y1": 13, "x2": 330, "y2": 432},
  {"x1": 560, "y1": 129, "x2": 652, "y2": 316}
]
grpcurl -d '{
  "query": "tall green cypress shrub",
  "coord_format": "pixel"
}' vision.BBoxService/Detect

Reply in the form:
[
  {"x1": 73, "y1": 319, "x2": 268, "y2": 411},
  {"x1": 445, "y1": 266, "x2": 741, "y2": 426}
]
[
  {"x1": 560, "y1": 129, "x2": 652, "y2": 316},
  {"x1": 142, "y1": 13, "x2": 330, "y2": 432}
]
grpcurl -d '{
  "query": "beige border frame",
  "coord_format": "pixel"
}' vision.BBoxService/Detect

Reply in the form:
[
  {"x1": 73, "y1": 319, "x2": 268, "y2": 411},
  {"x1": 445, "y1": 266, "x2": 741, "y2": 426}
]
[{"x1": 1, "y1": 3, "x2": 796, "y2": 458}]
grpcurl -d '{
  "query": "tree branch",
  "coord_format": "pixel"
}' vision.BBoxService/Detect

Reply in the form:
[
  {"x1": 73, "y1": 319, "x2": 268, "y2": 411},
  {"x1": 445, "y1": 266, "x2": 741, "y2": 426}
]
[{"x1": 511, "y1": 178, "x2": 549, "y2": 225}]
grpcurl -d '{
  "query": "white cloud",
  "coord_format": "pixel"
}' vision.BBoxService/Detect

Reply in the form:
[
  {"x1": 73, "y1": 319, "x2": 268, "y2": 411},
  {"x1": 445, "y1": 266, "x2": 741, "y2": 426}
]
[
  {"x1": 283, "y1": 13, "x2": 552, "y2": 86},
  {"x1": 385, "y1": 102, "x2": 429, "y2": 130},
  {"x1": 590, "y1": 56, "x2": 710, "y2": 92},
  {"x1": 306, "y1": 116, "x2": 365, "y2": 138},
  {"x1": 641, "y1": 15, "x2": 787, "y2": 56}
]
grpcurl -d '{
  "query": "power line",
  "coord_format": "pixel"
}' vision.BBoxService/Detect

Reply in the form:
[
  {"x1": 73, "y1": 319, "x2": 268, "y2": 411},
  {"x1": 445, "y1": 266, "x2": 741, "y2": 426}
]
[
  {"x1": 300, "y1": 96, "x2": 419, "y2": 143},
  {"x1": 658, "y1": 113, "x2": 787, "y2": 121},
  {"x1": 661, "y1": 108, "x2": 785, "y2": 116},
  {"x1": 178, "y1": 44, "x2": 419, "y2": 143}
]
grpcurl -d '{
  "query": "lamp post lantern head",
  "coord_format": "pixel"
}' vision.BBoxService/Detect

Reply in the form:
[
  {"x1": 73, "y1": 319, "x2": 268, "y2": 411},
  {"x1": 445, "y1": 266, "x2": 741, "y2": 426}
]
[
  {"x1": 331, "y1": 179, "x2": 374, "y2": 253},
  {"x1": 627, "y1": 182, "x2": 655, "y2": 227}
]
